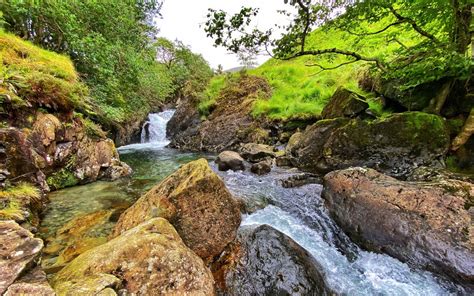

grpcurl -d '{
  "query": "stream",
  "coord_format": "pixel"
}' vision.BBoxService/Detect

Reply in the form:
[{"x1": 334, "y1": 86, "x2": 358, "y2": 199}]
[{"x1": 39, "y1": 111, "x2": 466, "y2": 295}]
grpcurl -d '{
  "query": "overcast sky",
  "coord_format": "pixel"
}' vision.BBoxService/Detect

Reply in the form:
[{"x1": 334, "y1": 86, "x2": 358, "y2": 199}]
[{"x1": 155, "y1": 0, "x2": 290, "y2": 70}]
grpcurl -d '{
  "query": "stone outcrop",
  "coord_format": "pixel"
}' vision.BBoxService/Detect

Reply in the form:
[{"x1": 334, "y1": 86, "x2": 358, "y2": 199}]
[
  {"x1": 212, "y1": 224, "x2": 333, "y2": 295},
  {"x1": 113, "y1": 159, "x2": 241, "y2": 262},
  {"x1": 239, "y1": 143, "x2": 276, "y2": 163},
  {"x1": 168, "y1": 75, "x2": 273, "y2": 152},
  {"x1": 321, "y1": 87, "x2": 369, "y2": 119},
  {"x1": 52, "y1": 218, "x2": 215, "y2": 295},
  {"x1": 215, "y1": 151, "x2": 245, "y2": 171},
  {"x1": 4, "y1": 267, "x2": 55, "y2": 296},
  {"x1": 0, "y1": 112, "x2": 131, "y2": 192},
  {"x1": 287, "y1": 112, "x2": 450, "y2": 178},
  {"x1": 323, "y1": 167, "x2": 474, "y2": 284},
  {"x1": 0, "y1": 220, "x2": 50, "y2": 294}
]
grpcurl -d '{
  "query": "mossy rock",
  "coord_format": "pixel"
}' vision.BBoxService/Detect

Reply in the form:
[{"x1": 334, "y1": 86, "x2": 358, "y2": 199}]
[
  {"x1": 46, "y1": 168, "x2": 79, "y2": 191},
  {"x1": 289, "y1": 112, "x2": 450, "y2": 178}
]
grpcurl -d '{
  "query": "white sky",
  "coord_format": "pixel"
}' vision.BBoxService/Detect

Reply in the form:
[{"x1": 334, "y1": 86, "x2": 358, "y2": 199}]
[{"x1": 155, "y1": 0, "x2": 290, "y2": 69}]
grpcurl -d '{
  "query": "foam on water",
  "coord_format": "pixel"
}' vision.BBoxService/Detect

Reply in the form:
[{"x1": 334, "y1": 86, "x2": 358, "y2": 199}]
[
  {"x1": 243, "y1": 206, "x2": 460, "y2": 295},
  {"x1": 139, "y1": 110, "x2": 175, "y2": 146}
]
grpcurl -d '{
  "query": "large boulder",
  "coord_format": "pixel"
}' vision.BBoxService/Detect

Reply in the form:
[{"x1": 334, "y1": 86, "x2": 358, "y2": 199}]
[
  {"x1": 113, "y1": 159, "x2": 241, "y2": 262},
  {"x1": 212, "y1": 224, "x2": 333, "y2": 295},
  {"x1": 168, "y1": 75, "x2": 272, "y2": 152},
  {"x1": 215, "y1": 151, "x2": 245, "y2": 171},
  {"x1": 52, "y1": 218, "x2": 215, "y2": 295},
  {"x1": 323, "y1": 167, "x2": 474, "y2": 284},
  {"x1": 0, "y1": 221, "x2": 44, "y2": 294},
  {"x1": 240, "y1": 143, "x2": 276, "y2": 163},
  {"x1": 321, "y1": 87, "x2": 369, "y2": 119},
  {"x1": 288, "y1": 112, "x2": 450, "y2": 178}
]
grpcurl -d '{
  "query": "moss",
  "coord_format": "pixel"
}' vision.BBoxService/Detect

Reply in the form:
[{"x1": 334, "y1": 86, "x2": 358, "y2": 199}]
[
  {"x1": 47, "y1": 168, "x2": 79, "y2": 190},
  {"x1": 0, "y1": 182, "x2": 40, "y2": 221},
  {"x1": 83, "y1": 118, "x2": 107, "y2": 139},
  {"x1": 0, "y1": 29, "x2": 91, "y2": 115},
  {"x1": 46, "y1": 155, "x2": 79, "y2": 190}
]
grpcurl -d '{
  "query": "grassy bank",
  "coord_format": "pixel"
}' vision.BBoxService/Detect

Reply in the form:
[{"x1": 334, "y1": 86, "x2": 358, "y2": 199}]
[{"x1": 200, "y1": 18, "x2": 419, "y2": 121}]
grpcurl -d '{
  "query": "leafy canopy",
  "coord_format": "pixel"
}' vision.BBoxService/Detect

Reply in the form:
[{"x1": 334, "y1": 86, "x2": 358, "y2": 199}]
[
  {"x1": 0, "y1": 0, "x2": 169, "y2": 124},
  {"x1": 205, "y1": 0, "x2": 473, "y2": 93}
]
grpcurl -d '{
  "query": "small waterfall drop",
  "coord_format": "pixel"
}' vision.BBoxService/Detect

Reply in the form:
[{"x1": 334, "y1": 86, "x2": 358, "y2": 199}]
[{"x1": 140, "y1": 110, "x2": 175, "y2": 146}]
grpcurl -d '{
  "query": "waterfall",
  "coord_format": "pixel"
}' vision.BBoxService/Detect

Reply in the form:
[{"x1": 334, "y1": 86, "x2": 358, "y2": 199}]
[{"x1": 140, "y1": 110, "x2": 175, "y2": 146}]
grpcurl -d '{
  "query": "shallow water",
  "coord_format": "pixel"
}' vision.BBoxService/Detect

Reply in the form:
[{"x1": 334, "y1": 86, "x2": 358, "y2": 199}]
[{"x1": 39, "y1": 111, "x2": 467, "y2": 294}]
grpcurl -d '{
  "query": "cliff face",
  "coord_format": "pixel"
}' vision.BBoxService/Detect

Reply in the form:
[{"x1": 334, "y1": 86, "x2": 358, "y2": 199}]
[{"x1": 0, "y1": 112, "x2": 131, "y2": 192}]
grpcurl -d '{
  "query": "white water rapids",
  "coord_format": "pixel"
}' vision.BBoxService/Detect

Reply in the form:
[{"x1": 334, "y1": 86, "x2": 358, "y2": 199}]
[{"x1": 116, "y1": 111, "x2": 466, "y2": 295}]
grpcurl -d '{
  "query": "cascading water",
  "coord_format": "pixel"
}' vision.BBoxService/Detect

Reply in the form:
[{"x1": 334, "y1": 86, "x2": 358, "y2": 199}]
[
  {"x1": 140, "y1": 110, "x2": 175, "y2": 145},
  {"x1": 42, "y1": 110, "x2": 467, "y2": 294}
]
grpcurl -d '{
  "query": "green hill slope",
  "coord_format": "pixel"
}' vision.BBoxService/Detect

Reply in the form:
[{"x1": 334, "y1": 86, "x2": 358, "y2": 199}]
[{"x1": 201, "y1": 19, "x2": 419, "y2": 121}]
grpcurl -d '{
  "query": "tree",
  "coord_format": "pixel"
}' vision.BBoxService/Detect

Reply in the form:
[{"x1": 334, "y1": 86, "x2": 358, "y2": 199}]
[
  {"x1": 216, "y1": 64, "x2": 224, "y2": 75},
  {"x1": 237, "y1": 49, "x2": 258, "y2": 69},
  {"x1": 204, "y1": 0, "x2": 473, "y2": 114},
  {"x1": 0, "y1": 1, "x2": 167, "y2": 124},
  {"x1": 154, "y1": 38, "x2": 213, "y2": 99}
]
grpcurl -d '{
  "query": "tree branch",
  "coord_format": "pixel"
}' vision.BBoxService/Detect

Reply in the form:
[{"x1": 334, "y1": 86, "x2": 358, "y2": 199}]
[
  {"x1": 296, "y1": 0, "x2": 311, "y2": 51},
  {"x1": 280, "y1": 48, "x2": 387, "y2": 72},
  {"x1": 306, "y1": 59, "x2": 359, "y2": 75},
  {"x1": 342, "y1": 20, "x2": 406, "y2": 36},
  {"x1": 389, "y1": 6, "x2": 440, "y2": 44}
]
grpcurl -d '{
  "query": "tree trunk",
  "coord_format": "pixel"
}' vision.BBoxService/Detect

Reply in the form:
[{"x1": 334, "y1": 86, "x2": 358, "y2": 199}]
[
  {"x1": 426, "y1": 80, "x2": 453, "y2": 114},
  {"x1": 452, "y1": 108, "x2": 474, "y2": 151}
]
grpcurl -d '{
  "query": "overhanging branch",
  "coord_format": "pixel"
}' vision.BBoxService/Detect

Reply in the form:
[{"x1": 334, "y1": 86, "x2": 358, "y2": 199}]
[
  {"x1": 280, "y1": 48, "x2": 388, "y2": 72},
  {"x1": 389, "y1": 7, "x2": 440, "y2": 44}
]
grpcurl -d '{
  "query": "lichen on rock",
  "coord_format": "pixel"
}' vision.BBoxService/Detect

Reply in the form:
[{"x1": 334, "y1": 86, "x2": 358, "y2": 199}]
[{"x1": 112, "y1": 158, "x2": 241, "y2": 263}]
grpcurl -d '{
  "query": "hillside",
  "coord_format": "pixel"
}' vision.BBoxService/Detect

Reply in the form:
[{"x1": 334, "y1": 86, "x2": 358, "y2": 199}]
[{"x1": 199, "y1": 18, "x2": 420, "y2": 121}]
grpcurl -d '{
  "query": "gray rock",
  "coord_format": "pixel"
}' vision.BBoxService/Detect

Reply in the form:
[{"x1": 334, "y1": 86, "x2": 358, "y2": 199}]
[
  {"x1": 240, "y1": 143, "x2": 276, "y2": 163},
  {"x1": 323, "y1": 167, "x2": 474, "y2": 285},
  {"x1": 212, "y1": 224, "x2": 333, "y2": 295},
  {"x1": 215, "y1": 151, "x2": 245, "y2": 171},
  {"x1": 250, "y1": 158, "x2": 272, "y2": 175}
]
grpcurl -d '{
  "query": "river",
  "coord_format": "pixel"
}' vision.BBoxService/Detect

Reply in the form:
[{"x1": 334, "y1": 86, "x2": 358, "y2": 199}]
[{"x1": 39, "y1": 110, "x2": 466, "y2": 295}]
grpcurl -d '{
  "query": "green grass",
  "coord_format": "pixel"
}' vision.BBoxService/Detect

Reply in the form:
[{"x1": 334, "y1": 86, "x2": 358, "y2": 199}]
[
  {"x1": 201, "y1": 17, "x2": 419, "y2": 121},
  {"x1": 0, "y1": 29, "x2": 89, "y2": 112},
  {"x1": 0, "y1": 182, "x2": 40, "y2": 221}
]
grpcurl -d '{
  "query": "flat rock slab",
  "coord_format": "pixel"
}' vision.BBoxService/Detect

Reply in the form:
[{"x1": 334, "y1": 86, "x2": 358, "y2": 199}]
[{"x1": 0, "y1": 220, "x2": 44, "y2": 294}]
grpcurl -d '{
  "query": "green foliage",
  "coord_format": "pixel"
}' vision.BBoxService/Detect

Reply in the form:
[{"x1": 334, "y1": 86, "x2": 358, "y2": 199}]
[
  {"x1": 198, "y1": 75, "x2": 227, "y2": 116},
  {"x1": 204, "y1": 0, "x2": 473, "y2": 115},
  {"x1": 155, "y1": 38, "x2": 213, "y2": 99},
  {"x1": 0, "y1": 182, "x2": 40, "y2": 221},
  {"x1": 1, "y1": 1, "x2": 171, "y2": 125},
  {"x1": 47, "y1": 168, "x2": 79, "y2": 191},
  {"x1": 83, "y1": 118, "x2": 107, "y2": 140}
]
